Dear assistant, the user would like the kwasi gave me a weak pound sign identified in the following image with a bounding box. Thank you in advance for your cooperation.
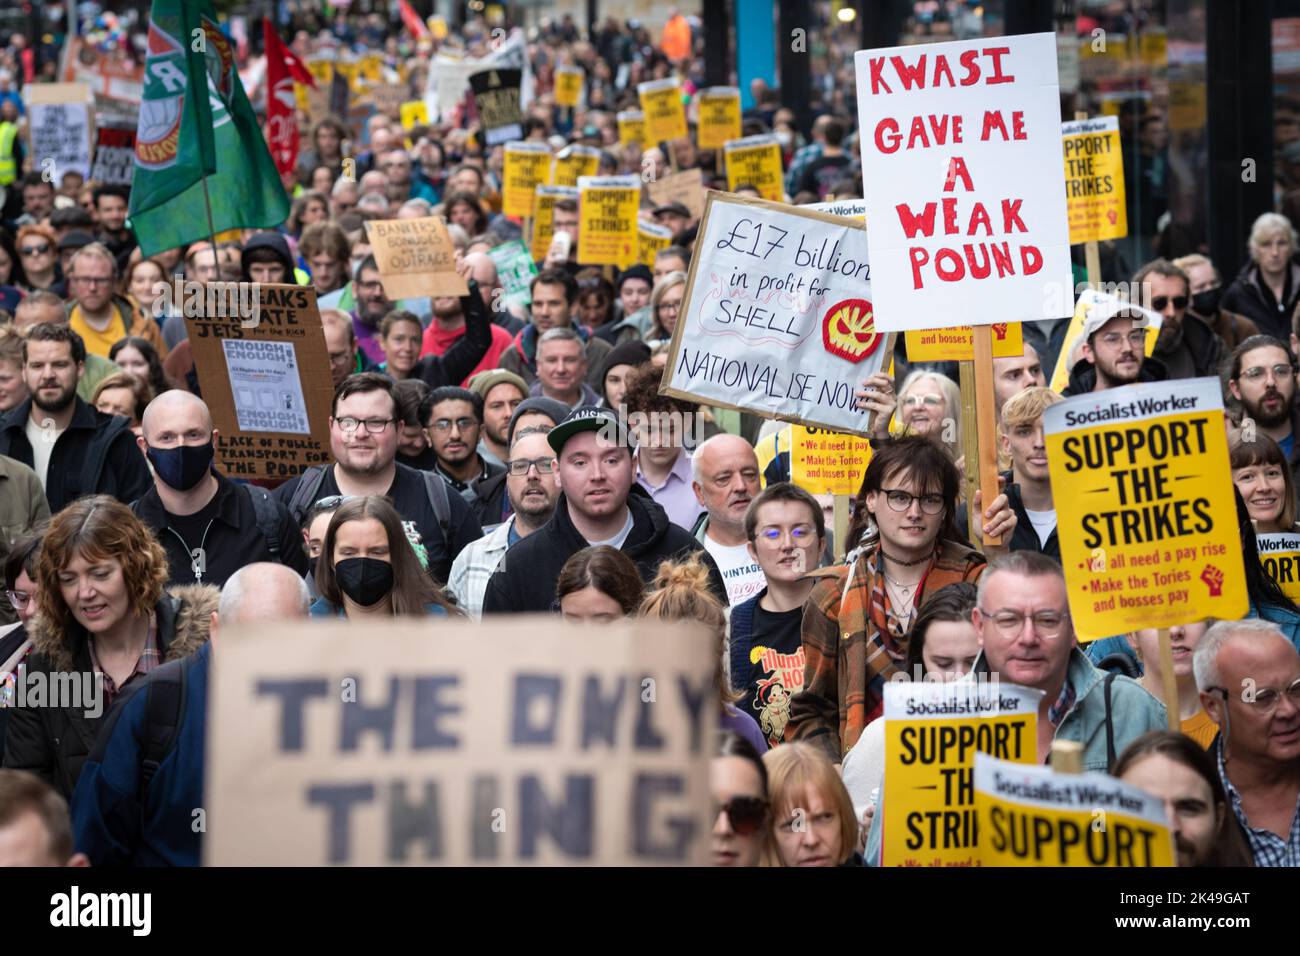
[662,196,889,437]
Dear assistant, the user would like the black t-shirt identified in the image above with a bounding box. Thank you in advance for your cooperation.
[735,596,805,748]
[163,494,223,579]
[796,154,852,200]
[397,447,439,471]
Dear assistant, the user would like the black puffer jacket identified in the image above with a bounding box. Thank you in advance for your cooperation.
[1,585,219,800]
[481,485,726,613]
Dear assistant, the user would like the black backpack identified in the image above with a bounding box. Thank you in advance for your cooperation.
[285,464,451,542]
[139,657,187,791]
[244,484,284,559]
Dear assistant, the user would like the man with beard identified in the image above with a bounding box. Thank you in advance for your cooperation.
[1227,335,1300,503]
[1135,258,1226,380]
[1064,308,1167,396]
[0,323,150,511]
[130,391,307,588]
[276,373,482,584]
[468,370,528,470]
[448,428,560,619]
[422,386,505,504]
[690,434,766,607]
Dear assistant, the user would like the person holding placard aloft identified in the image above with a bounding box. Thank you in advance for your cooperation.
[786,437,1016,762]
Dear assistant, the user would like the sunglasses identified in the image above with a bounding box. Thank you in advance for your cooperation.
[715,796,769,836]
[1151,296,1187,311]
[20,244,51,256]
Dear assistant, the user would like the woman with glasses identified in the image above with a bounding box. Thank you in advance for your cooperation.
[762,742,862,867]
[1231,435,1299,534]
[788,436,1014,763]
[711,732,769,867]
[894,369,962,462]
[1,496,218,799]
[15,223,58,293]
[311,495,458,620]
[645,271,685,345]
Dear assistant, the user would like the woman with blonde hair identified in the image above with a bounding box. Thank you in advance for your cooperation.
[1,496,218,798]
[894,369,962,461]
[762,742,862,867]
[645,271,686,344]
[1221,211,1300,339]
[638,554,768,753]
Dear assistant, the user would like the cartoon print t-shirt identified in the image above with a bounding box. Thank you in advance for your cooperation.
[736,602,805,748]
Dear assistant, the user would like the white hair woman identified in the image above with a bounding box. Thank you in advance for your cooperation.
[1221,211,1300,341]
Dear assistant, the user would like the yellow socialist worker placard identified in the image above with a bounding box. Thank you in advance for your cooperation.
[789,425,873,495]
[554,65,584,108]
[697,87,741,149]
[637,220,673,267]
[725,135,784,202]
[551,144,602,187]
[880,681,1040,867]
[1044,377,1247,640]
[618,110,646,147]
[400,100,429,130]
[529,185,577,261]
[638,77,687,143]
[974,754,1175,867]
[1257,532,1300,605]
[577,175,639,268]
[905,322,1025,362]
[503,141,552,218]
[1062,116,1127,245]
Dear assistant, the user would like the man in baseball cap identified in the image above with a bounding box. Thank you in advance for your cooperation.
[1063,297,1166,396]
[482,405,726,613]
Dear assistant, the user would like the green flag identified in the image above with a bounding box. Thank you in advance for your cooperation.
[129,0,289,257]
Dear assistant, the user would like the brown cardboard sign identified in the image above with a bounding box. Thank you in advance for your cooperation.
[364,217,469,300]
[205,616,717,866]
[184,282,334,480]
[646,168,706,222]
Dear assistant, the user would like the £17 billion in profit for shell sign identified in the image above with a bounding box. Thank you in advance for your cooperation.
[661,193,892,437]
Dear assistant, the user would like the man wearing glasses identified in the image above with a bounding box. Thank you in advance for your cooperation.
[973,551,1166,770]
[1227,335,1300,507]
[1063,303,1166,397]
[421,386,505,504]
[276,373,482,584]
[1135,257,1226,380]
[448,428,560,619]
[64,244,167,360]
[1194,620,1300,866]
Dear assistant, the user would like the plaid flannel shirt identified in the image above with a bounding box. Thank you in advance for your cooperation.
[1216,741,1300,867]
[447,518,515,620]
[787,539,986,762]
[88,612,160,708]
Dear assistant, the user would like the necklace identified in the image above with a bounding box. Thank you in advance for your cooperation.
[880,549,930,567]
[882,572,917,599]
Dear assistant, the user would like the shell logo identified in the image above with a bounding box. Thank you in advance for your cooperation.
[821,298,881,364]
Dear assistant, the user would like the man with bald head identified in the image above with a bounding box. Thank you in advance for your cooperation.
[1195,620,1300,866]
[690,432,765,605]
[130,391,307,587]
[421,252,515,383]
[72,563,310,866]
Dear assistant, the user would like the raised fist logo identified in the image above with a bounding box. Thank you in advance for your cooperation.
[992,323,1008,341]
[821,298,881,364]
[1106,209,1118,225]
[1201,564,1224,597]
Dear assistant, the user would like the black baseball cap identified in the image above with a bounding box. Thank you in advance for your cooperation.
[547,405,630,455]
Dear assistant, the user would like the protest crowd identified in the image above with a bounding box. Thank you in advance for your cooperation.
[0,1,1295,876]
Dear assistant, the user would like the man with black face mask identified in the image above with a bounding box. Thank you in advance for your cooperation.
[129,391,308,588]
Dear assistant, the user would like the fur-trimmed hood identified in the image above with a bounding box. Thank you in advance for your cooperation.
[29,584,219,672]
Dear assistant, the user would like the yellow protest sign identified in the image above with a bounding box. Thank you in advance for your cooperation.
[881,682,1040,867]
[400,99,429,130]
[1062,117,1127,244]
[697,86,741,149]
[725,135,784,202]
[305,58,334,89]
[503,141,552,218]
[359,53,384,85]
[1045,377,1248,640]
[618,110,646,147]
[637,220,674,267]
[638,77,687,143]
[363,217,468,300]
[974,754,1175,867]
[554,66,584,108]
[1257,532,1300,604]
[334,59,361,93]
[789,425,872,495]
[1048,289,1163,394]
[578,175,639,268]
[530,185,577,261]
[905,323,1025,363]
[429,15,448,39]
[551,144,602,187]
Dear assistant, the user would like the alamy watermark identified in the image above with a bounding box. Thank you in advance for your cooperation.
[151,274,262,328]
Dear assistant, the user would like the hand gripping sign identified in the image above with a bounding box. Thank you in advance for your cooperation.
[1044,377,1247,640]
[880,680,1041,867]
[974,753,1175,867]
[659,192,893,437]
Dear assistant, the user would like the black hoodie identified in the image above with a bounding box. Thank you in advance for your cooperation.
[240,232,297,284]
[481,484,727,613]
[1061,353,1168,397]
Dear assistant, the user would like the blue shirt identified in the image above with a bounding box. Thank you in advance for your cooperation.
[1280,431,1295,459]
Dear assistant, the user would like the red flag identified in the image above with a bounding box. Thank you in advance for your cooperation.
[263,19,315,178]
[398,0,431,40]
